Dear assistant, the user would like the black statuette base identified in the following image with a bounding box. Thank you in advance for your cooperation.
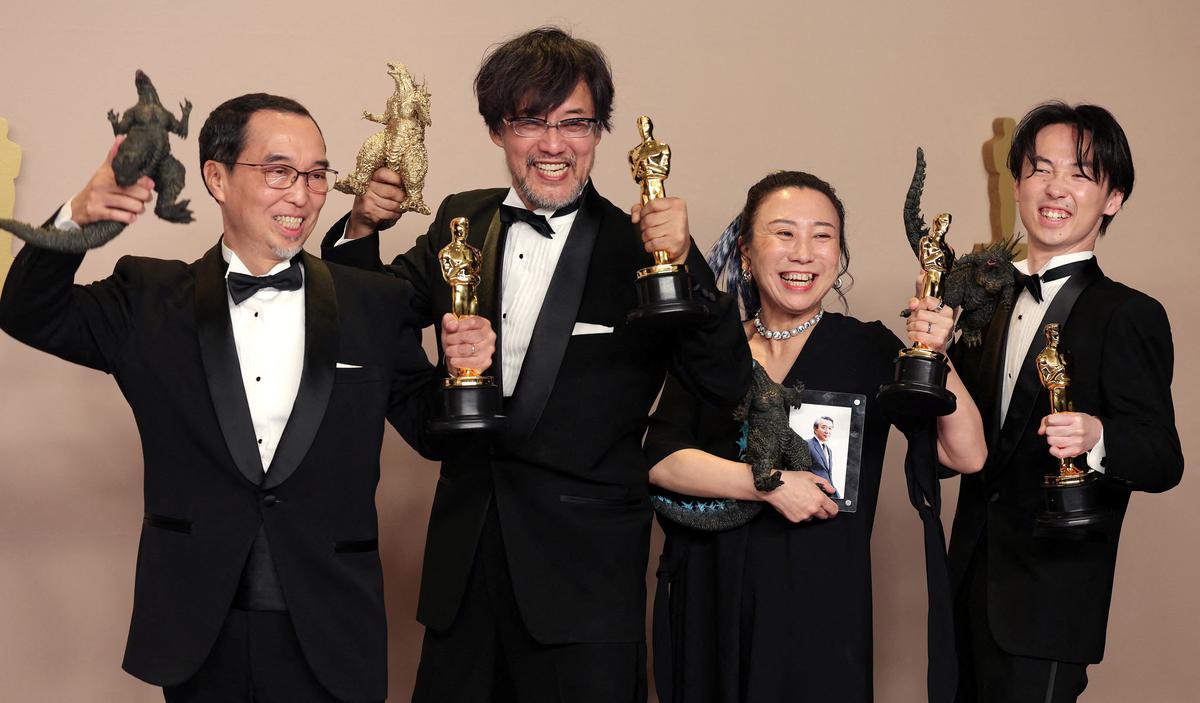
[427,383,505,433]
[1035,477,1109,530]
[627,269,706,325]
[877,351,956,418]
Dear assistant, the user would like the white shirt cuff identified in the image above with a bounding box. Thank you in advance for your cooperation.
[54,198,83,232]
[1086,429,1106,473]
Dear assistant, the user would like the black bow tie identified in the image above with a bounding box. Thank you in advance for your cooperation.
[1017,259,1091,303]
[227,262,303,305]
[499,197,581,239]
[500,204,555,238]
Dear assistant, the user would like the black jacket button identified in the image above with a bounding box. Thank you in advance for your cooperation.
[262,494,278,507]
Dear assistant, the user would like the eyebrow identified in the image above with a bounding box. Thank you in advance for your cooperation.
[1032,155,1091,172]
[766,218,836,229]
[260,153,331,169]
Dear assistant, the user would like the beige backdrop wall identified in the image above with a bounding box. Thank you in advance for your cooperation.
[2,1,1196,701]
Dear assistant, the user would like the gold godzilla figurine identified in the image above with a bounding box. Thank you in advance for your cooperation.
[335,62,432,215]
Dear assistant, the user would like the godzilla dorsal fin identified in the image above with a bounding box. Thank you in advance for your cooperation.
[903,147,929,256]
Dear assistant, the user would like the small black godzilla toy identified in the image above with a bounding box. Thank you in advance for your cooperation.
[735,363,812,491]
[901,147,1018,347]
[652,363,813,531]
[0,70,192,253]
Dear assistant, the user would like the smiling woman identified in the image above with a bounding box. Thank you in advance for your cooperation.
[644,170,986,703]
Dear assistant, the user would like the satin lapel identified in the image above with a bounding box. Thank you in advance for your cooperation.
[993,258,1101,473]
[982,299,1015,449]
[501,186,600,444]
[194,244,264,486]
[263,252,338,490]
[476,208,504,391]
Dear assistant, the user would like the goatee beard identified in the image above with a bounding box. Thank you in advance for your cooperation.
[270,243,304,261]
[517,156,586,211]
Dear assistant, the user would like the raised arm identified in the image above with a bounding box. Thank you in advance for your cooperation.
[0,140,154,372]
[905,293,987,473]
[629,195,753,409]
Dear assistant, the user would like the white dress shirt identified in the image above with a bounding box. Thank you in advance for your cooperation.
[333,187,581,397]
[1003,251,1106,471]
[221,243,306,471]
[55,204,307,471]
[496,189,578,396]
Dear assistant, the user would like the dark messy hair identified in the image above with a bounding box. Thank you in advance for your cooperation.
[1008,101,1134,235]
[707,171,853,315]
[198,93,318,197]
[474,26,615,134]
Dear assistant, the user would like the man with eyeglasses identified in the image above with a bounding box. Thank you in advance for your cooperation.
[0,92,494,702]
[322,26,749,702]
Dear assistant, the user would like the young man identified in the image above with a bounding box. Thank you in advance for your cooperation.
[0,93,492,702]
[324,27,749,702]
[947,102,1183,703]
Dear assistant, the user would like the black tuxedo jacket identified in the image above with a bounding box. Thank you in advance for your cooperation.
[946,259,1182,664]
[0,241,438,702]
[322,183,750,644]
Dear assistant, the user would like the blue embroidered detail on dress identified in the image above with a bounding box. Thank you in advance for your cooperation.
[652,494,738,513]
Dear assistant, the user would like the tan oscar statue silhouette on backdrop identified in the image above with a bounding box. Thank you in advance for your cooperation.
[0,118,22,287]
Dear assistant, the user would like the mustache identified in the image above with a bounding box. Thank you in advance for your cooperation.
[526,154,576,168]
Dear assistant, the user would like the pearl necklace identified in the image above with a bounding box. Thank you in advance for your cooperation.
[753,308,823,341]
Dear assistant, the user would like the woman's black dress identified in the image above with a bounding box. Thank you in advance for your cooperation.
[647,313,923,703]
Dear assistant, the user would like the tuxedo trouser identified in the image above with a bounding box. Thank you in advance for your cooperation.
[954,544,1088,703]
[412,503,647,703]
[163,607,375,703]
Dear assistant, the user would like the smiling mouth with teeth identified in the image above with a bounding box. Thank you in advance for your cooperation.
[534,162,568,176]
[1040,208,1071,221]
[780,273,814,283]
[274,215,304,230]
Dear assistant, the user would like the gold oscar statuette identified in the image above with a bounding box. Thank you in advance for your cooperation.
[877,212,957,418]
[1034,323,1106,529]
[625,115,705,324]
[1036,323,1087,484]
[427,217,504,432]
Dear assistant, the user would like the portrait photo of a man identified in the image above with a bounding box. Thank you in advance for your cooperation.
[807,416,841,499]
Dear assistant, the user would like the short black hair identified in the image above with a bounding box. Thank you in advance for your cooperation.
[198,93,316,174]
[1008,101,1134,235]
[474,26,615,135]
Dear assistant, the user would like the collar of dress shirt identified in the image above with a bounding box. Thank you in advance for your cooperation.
[221,239,301,279]
[1013,250,1094,277]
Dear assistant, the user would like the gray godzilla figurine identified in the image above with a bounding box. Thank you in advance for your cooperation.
[0,70,193,253]
[902,147,1018,347]
[652,363,813,531]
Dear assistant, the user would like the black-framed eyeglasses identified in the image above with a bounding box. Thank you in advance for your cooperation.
[230,162,339,193]
[503,117,599,139]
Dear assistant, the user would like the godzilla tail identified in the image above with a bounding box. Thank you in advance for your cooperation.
[0,218,126,254]
[903,147,929,256]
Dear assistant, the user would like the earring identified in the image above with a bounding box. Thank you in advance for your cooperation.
[741,258,752,282]
[832,276,843,291]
